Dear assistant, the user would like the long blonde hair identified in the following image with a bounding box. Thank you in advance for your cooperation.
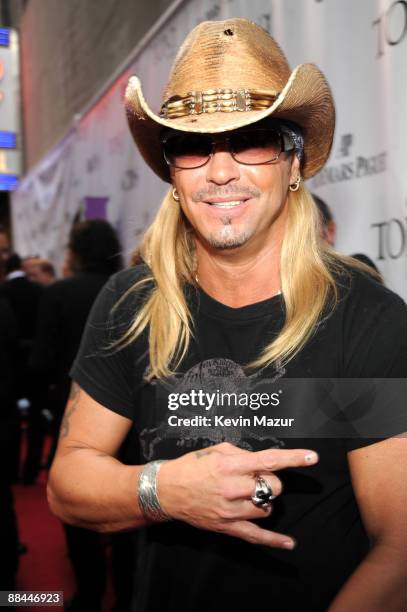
[114,184,372,379]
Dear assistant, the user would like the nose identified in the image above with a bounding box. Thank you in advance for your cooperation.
[205,144,241,185]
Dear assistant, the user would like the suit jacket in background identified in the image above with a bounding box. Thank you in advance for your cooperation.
[30,272,112,421]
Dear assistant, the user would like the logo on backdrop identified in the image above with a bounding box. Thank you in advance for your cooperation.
[371,216,407,260]
[86,154,100,174]
[310,134,387,189]
[337,134,353,158]
[83,196,109,220]
[121,169,138,191]
[373,1,407,58]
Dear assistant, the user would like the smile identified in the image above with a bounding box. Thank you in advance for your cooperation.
[209,200,246,209]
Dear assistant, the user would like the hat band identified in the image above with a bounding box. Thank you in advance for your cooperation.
[160,88,279,119]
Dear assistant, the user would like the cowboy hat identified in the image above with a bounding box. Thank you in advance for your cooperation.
[124,18,335,182]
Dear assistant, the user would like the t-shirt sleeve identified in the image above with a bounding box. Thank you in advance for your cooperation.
[342,280,407,451]
[70,269,148,420]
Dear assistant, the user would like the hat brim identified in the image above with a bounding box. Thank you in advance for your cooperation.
[124,63,335,182]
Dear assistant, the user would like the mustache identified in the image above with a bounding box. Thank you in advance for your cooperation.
[191,184,261,202]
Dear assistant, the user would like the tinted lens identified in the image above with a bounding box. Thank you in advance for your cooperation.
[230,129,283,164]
[163,133,212,168]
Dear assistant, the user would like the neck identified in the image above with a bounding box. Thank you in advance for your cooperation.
[195,232,283,308]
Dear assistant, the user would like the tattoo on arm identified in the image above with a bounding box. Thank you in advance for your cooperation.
[69,382,80,401]
[60,383,81,438]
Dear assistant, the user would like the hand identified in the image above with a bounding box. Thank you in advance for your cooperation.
[157,442,319,548]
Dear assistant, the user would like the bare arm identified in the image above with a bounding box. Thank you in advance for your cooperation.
[48,383,319,544]
[328,436,407,611]
[47,383,141,532]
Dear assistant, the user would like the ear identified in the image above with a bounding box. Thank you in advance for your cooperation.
[326,220,337,247]
[289,155,301,184]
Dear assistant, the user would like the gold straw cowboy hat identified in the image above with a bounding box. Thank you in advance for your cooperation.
[124,18,335,182]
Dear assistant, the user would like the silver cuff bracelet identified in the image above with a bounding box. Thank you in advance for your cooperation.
[138,460,171,522]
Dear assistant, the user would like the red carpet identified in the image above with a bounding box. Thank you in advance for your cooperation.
[13,456,114,610]
[14,470,75,610]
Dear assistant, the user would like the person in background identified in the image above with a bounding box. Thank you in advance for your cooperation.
[0,225,11,282]
[313,193,383,281]
[0,225,10,259]
[25,258,56,286]
[0,253,43,482]
[31,219,123,612]
[0,298,20,589]
[0,254,43,338]
[22,255,41,277]
[312,194,337,247]
[351,252,382,277]
[61,250,74,278]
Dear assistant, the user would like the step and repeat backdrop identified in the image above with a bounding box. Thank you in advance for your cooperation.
[11,0,407,299]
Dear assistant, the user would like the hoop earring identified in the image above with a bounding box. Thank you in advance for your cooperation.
[289,176,301,192]
[172,187,180,201]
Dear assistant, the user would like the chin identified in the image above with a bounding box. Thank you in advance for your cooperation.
[206,229,252,250]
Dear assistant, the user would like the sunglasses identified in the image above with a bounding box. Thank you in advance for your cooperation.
[161,127,296,170]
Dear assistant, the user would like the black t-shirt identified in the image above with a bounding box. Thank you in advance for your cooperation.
[71,265,407,612]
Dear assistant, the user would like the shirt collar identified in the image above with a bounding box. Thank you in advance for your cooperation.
[7,270,26,280]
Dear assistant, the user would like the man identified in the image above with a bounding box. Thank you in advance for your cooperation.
[30,220,122,611]
[0,225,10,259]
[48,19,407,611]
[0,225,11,282]
[313,194,337,247]
[0,254,43,342]
[0,298,20,588]
[31,220,122,430]
[0,253,43,481]
[313,193,383,280]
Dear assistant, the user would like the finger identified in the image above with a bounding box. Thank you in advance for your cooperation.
[214,442,251,455]
[228,448,319,475]
[222,499,274,521]
[225,520,296,549]
[221,474,282,500]
[249,473,283,499]
[194,442,247,461]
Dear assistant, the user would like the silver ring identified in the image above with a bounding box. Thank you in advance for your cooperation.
[251,476,276,508]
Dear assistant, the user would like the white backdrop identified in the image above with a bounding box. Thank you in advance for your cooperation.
[11,0,407,299]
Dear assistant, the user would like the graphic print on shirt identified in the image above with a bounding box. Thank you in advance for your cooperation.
[140,357,286,460]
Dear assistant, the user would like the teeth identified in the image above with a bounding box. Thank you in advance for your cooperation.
[211,200,243,208]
